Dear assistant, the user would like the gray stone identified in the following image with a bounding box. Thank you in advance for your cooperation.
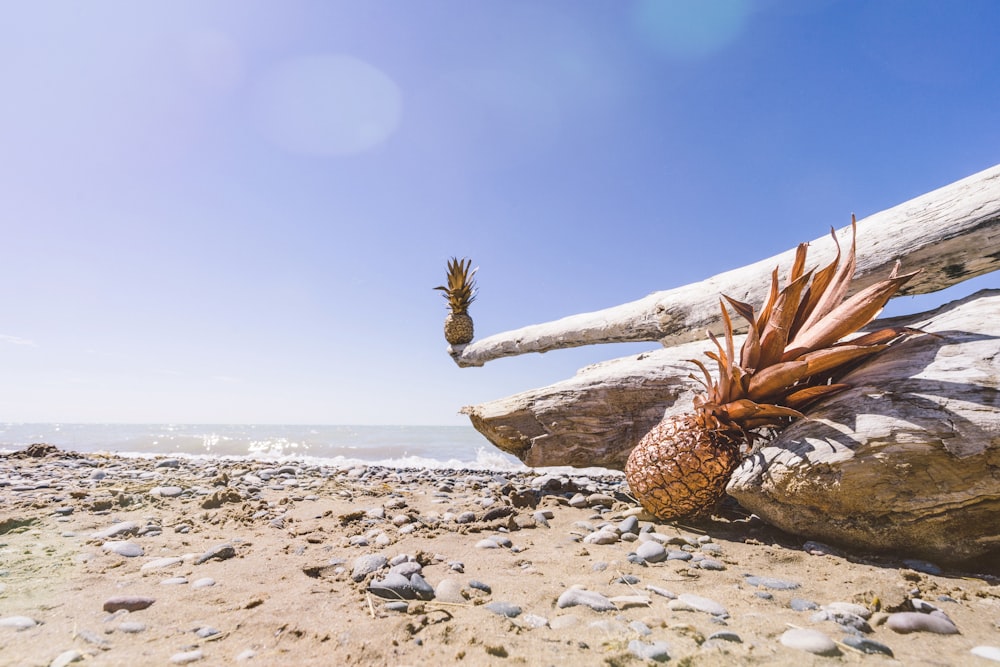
[677,593,728,617]
[635,541,666,563]
[485,601,522,618]
[743,575,799,590]
[92,521,139,540]
[102,541,144,557]
[886,611,959,634]
[842,636,894,656]
[790,598,818,612]
[118,622,147,633]
[103,596,155,612]
[628,639,670,662]
[557,587,616,612]
[195,543,235,565]
[351,554,387,582]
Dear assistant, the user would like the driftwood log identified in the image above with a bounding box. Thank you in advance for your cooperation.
[728,290,1000,564]
[451,163,1000,368]
[463,291,1000,471]
[463,342,703,469]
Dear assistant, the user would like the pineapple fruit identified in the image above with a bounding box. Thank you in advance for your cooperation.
[435,257,478,345]
[626,218,920,521]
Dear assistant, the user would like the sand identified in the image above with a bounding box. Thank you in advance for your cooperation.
[1,447,999,666]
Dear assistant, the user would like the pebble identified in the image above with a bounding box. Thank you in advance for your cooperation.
[351,554,387,581]
[676,593,728,617]
[583,528,619,545]
[780,628,839,656]
[744,575,800,590]
[810,609,871,632]
[823,601,872,619]
[635,541,667,563]
[194,543,235,565]
[485,602,522,618]
[118,621,147,633]
[0,615,38,630]
[170,649,204,664]
[102,541,144,557]
[972,646,1000,662]
[368,572,435,601]
[141,556,183,571]
[469,580,492,594]
[707,631,742,643]
[91,521,139,540]
[192,578,216,589]
[161,576,188,585]
[886,611,959,634]
[789,598,818,612]
[628,639,671,662]
[434,578,465,603]
[645,585,676,599]
[618,516,639,535]
[50,649,85,667]
[103,596,155,612]
[557,587,616,612]
[150,486,184,497]
[697,558,725,571]
[842,636,894,656]
[522,613,549,629]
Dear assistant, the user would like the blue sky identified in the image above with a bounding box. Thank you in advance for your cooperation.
[1,1,997,425]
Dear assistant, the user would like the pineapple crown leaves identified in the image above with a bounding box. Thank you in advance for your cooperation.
[434,257,478,314]
[692,216,921,431]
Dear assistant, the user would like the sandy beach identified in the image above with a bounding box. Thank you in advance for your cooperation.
[2,445,999,666]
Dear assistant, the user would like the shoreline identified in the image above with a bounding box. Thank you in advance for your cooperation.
[2,447,999,666]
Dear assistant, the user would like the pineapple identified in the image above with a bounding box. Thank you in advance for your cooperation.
[626,218,920,521]
[435,257,478,345]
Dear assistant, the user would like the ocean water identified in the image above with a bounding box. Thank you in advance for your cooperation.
[0,423,525,471]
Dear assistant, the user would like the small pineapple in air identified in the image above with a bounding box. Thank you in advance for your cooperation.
[435,257,478,345]
[626,218,920,521]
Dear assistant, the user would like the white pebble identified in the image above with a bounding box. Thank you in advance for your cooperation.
[677,593,728,617]
[780,628,839,656]
[0,615,38,630]
[140,557,183,571]
[50,649,84,667]
[170,649,204,664]
[971,646,1000,662]
[556,587,616,611]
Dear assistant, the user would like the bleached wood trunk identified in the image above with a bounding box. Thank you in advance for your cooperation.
[463,290,1000,471]
[451,164,1000,368]
[728,289,1000,564]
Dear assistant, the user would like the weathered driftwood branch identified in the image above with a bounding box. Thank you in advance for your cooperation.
[451,163,1000,367]
[463,289,1000,470]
